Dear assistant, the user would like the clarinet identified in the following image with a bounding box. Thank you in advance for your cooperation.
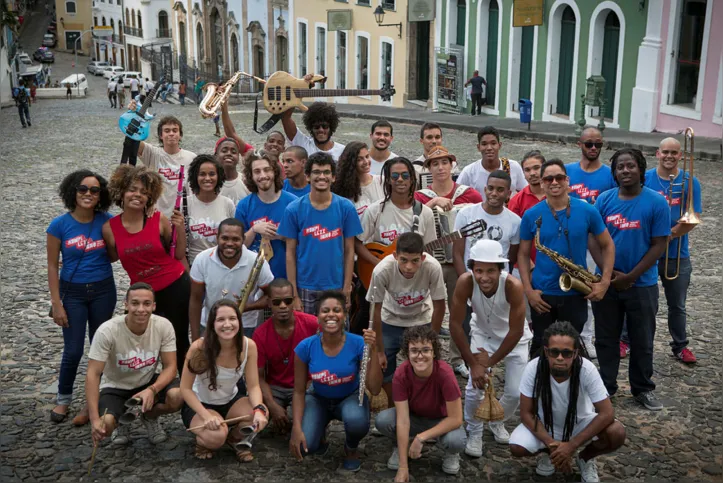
[182,185,190,261]
[170,165,185,257]
[358,289,376,406]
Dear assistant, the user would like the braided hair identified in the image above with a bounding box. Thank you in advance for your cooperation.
[380,156,417,210]
[531,321,589,442]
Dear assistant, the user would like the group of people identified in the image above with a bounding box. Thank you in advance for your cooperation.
[45,73,701,482]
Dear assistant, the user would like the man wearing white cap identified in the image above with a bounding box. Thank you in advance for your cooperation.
[449,239,532,458]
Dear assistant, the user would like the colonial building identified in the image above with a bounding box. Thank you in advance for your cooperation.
[121,0,174,76]
[55,0,95,55]
[91,0,126,68]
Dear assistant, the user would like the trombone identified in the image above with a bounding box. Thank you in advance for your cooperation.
[664,127,701,280]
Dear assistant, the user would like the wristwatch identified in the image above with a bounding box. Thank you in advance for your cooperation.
[253,404,268,417]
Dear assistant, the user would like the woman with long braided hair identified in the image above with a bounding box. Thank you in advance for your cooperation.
[509,321,625,482]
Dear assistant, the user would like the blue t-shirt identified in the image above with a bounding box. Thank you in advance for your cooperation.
[278,194,363,290]
[644,168,701,259]
[295,332,365,399]
[234,190,298,279]
[595,187,671,287]
[46,212,114,283]
[283,179,311,198]
[567,161,617,204]
[520,198,606,296]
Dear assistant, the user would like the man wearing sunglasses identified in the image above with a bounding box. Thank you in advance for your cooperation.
[253,278,319,433]
[518,160,615,358]
[189,218,274,341]
[281,87,345,162]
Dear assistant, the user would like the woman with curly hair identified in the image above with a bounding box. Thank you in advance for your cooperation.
[102,164,191,374]
[186,154,236,265]
[47,170,116,425]
[374,325,465,481]
[181,300,268,462]
[332,141,384,218]
[281,96,345,161]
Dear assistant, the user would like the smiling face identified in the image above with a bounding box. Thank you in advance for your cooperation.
[356,148,372,176]
[159,122,181,148]
[484,177,511,209]
[420,128,443,155]
[317,297,346,335]
[217,224,243,261]
[545,335,577,378]
[282,151,306,179]
[197,161,219,194]
[213,305,240,341]
[217,140,239,171]
[309,162,335,192]
[122,180,150,212]
[125,288,155,325]
[540,165,569,198]
[429,157,453,183]
[614,153,641,189]
[471,261,502,294]
[264,132,285,156]
[388,162,412,196]
[394,250,424,279]
[407,339,435,375]
[371,126,393,151]
[477,134,501,163]
[251,159,275,192]
[656,138,682,172]
[75,176,101,211]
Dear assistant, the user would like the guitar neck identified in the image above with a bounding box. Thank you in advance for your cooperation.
[293,88,384,98]
[138,78,164,116]
[425,232,462,251]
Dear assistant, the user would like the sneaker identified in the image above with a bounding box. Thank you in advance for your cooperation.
[536,453,555,476]
[675,348,697,364]
[442,452,460,475]
[111,425,130,446]
[141,415,167,444]
[386,447,399,470]
[454,363,470,378]
[577,455,600,482]
[370,425,383,437]
[487,422,510,444]
[464,434,483,458]
[619,341,630,358]
[635,391,663,411]
[583,338,597,359]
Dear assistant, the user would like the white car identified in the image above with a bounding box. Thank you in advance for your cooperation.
[103,66,125,79]
[87,61,110,75]
[116,71,142,88]
[60,74,89,96]
[17,53,33,65]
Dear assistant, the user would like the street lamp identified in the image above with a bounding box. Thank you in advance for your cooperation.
[373,6,402,39]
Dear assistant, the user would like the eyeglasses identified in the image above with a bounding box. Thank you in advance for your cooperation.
[311,169,332,176]
[541,174,567,184]
[271,297,294,306]
[583,142,604,149]
[544,348,577,359]
[77,185,102,195]
[312,123,330,130]
[408,347,434,357]
[390,172,411,181]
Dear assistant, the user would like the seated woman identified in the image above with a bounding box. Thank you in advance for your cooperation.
[375,325,466,481]
[289,291,382,472]
[181,300,269,461]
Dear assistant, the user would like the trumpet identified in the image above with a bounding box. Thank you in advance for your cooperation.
[198,71,245,119]
[664,127,701,280]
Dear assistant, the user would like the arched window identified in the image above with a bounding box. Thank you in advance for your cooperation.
[158,11,169,37]
[125,8,130,25]
[231,33,239,72]
[119,21,123,41]
[110,18,114,33]
[131,9,135,28]
[102,16,106,26]
[197,23,205,62]
[137,12,142,34]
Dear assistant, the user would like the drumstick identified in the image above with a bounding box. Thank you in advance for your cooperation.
[87,408,108,476]
[186,414,251,431]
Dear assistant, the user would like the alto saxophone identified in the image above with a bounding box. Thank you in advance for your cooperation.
[534,217,600,295]
[237,238,272,313]
[198,71,245,119]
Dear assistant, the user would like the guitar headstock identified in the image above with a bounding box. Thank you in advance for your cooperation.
[460,219,487,238]
[380,84,396,102]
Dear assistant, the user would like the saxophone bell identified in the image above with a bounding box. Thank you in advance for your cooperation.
[559,274,593,296]
[198,72,245,119]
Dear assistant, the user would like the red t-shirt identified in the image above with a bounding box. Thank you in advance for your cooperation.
[414,183,483,205]
[253,311,319,388]
[508,185,545,264]
[392,360,461,419]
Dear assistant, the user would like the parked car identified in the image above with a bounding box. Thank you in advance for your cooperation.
[103,66,125,79]
[17,53,32,66]
[117,71,142,88]
[33,48,55,63]
[87,61,110,75]
[60,74,89,96]
[47,24,56,33]
[42,33,57,47]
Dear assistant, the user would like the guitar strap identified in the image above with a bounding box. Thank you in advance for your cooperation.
[253,95,282,134]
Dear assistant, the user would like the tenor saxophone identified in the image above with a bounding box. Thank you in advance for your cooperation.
[534,217,600,295]
[198,71,245,119]
[237,239,270,313]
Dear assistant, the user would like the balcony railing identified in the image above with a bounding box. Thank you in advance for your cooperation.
[123,26,143,37]
[156,28,172,38]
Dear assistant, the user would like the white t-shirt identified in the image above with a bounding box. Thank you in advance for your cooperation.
[139,144,196,218]
[457,159,528,199]
[355,175,385,218]
[220,177,250,205]
[369,152,398,175]
[190,246,274,328]
[130,78,139,91]
[289,131,345,161]
[107,80,117,93]
[455,203,521,264]
[519,357,609,440]
[88,315,176,390]
[358,199,437,246]
[367,254,446,327]
[187,194,236,265]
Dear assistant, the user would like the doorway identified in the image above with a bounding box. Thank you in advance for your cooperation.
[555,6,576,116]
[415,21,430,100]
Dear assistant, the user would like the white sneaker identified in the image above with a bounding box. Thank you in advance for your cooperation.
[111,425,130,446]
[487,422,510,444]
[577,455,600,482]
[442,452,460,475]
[464,434,483,458]
[141,415,167,444]
[454,363,470,378]
[370,426,383,437]
[583,338,597,359]
[387,447,399,470]
[536,453,555,476]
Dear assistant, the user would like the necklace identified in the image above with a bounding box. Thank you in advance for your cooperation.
[479,285,498,322]
[545,198,572,255]
[273,324,294,365]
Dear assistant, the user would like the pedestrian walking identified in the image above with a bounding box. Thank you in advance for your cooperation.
[117,80,126,110]
[107,77,118,108]
[464,70,487,116]
[66,82,72,100]
[129,76,140,100]
[143,78,154,107]
[13,80,31,127]
[178,81,186,106]
[30,83,37,104]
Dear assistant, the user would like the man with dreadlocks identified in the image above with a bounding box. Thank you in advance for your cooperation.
[281,90,345,162]
[509,321,625,482]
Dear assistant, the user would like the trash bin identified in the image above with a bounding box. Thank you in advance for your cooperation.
[519,98,532,125]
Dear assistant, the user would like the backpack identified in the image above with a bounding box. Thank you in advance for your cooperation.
[16,87,28,104]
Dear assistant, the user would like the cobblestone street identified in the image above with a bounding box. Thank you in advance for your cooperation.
[1,85,722,482]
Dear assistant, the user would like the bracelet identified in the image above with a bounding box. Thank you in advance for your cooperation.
[253,404,267,417]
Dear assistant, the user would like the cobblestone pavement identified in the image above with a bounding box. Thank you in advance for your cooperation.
[1,82,722,482]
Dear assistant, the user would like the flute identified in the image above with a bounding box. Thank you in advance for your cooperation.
[358,288,376,406]
[170,165,185,257]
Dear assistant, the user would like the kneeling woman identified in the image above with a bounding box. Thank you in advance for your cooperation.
[375,325,466,482]
[290,291,382,471]
[181,300,269,461]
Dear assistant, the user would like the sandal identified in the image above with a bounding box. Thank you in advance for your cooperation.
[226,441,254,462]
[50,406,68,423]
[195,443,214,460]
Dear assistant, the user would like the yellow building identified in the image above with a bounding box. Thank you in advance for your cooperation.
[55,0,95,56]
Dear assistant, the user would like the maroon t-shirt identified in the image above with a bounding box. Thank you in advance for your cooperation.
[392,360,462,419]
[253,311,319,388]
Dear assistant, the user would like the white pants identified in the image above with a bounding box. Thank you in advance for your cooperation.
[464,340,529,436]
[509,415,598,453]
[580,250,596,341]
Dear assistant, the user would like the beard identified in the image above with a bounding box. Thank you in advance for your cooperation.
[550,367,570,378]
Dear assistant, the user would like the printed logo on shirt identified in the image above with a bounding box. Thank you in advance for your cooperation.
[570,184,599,200]
[357,205,369,216]
[65,235,106,252]
[606,214,640,230]
[303,224,342,241]
[158,167,182,182]
[190,223,218,239]
[117,350,158,371]
[392,290,428,307]
[486,225,505,242]
[379,223,410,243]
[310,369,355,386]
[656,190,681,206]
[251,216,279,228]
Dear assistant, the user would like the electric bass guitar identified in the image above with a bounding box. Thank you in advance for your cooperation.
[357,219,487,289]
[118,74,166,141]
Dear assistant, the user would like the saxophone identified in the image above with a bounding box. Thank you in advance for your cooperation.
[198,71,245,119]
[237,238,273,313]
[534,217,600,295]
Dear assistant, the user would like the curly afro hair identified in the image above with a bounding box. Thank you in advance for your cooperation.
[302,102,340,136]
[188,154,226,195]
[108,165,164,211]
[400,325,442,361]
[242,150,284,194]
[58,170,112,212]
[331,141,368,202]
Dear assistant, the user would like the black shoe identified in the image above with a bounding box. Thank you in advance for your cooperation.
[50,409,67,423]
[635,391,663,411]
[27,122,32,127]
[22,124,26,128]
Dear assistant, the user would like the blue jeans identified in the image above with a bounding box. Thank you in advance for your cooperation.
[300,390,370,453]
[179,94,185,105]
[18,103,30,126]
[57,277,117,405]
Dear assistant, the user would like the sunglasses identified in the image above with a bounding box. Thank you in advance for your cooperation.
[583,141,604,149]
[77,185,102,195]
[541,174,567,184]
[312,123,330,130]
[390,172,411,181]
[271,297,295,306]
[545,347,577,359]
